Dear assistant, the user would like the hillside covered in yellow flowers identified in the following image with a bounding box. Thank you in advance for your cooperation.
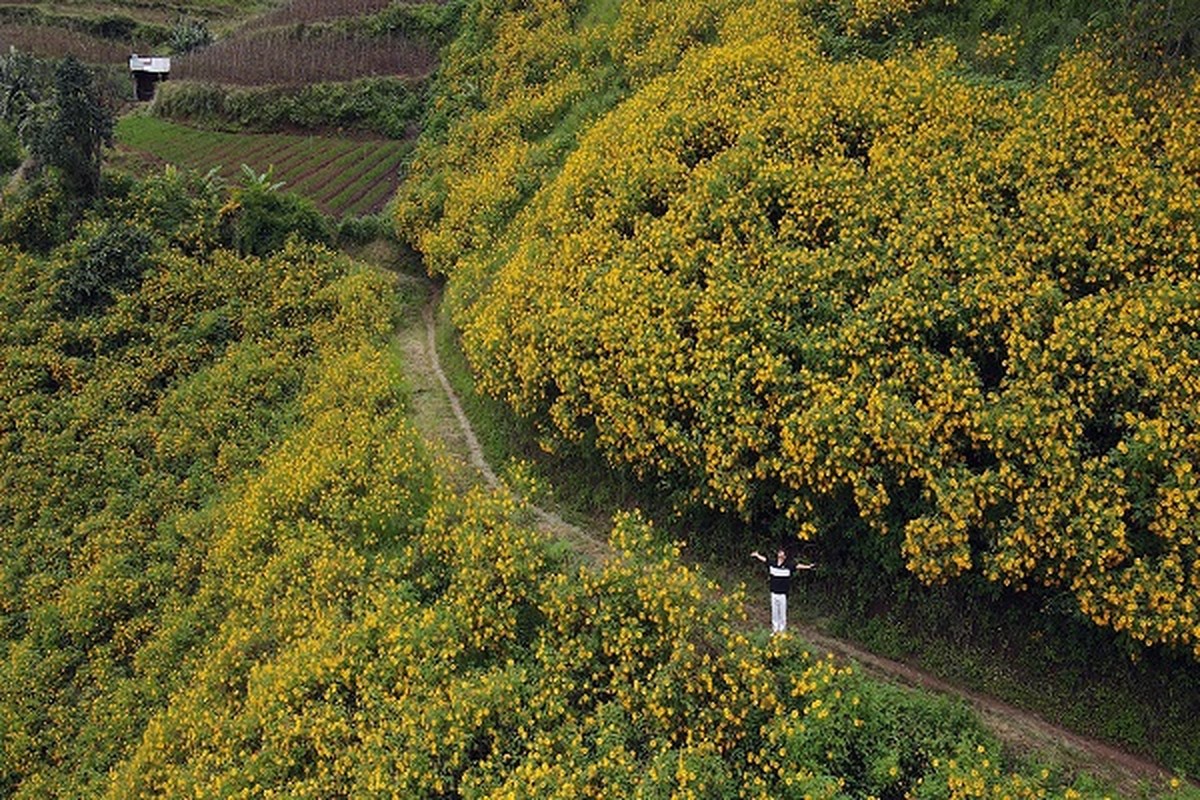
[3,158,1196,799]
[396,0,1200,661]
[4,0,1200,797]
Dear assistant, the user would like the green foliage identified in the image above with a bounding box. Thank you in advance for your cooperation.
[2,167,1197,800]
[369,0,466,46]
[114,115,411,218]
[107,165,227,254]
[1103,0,1200,65]
[0,172,405,795]
[52,219,154,314]
[4,2,1200,797]
[225,164,333,257]
[394,0,637,271]
[398,0,1200,666]
[151,76,426,137]
[335,212,396,246]
[168,14,212,54]
[810,0,1200,79]
[0,48,49,133]
[148,81,225,120]
[0,171,73,252]
[28,55,113,202]
[0,120,22,173]
[89,14,140,41]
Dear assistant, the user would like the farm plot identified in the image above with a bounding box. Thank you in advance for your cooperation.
[0,23,144,63]
[170,27,436,85]
[115,115,410,217]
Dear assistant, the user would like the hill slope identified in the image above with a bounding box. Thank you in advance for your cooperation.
[395,0,1200,660]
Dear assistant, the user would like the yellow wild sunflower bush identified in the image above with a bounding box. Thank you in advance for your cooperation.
[3,174,1192,797]
[0,173,412,796]
[101,487,1152,800]
[399,0,1200,658]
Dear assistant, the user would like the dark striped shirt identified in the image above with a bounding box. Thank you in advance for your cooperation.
[768,562,793,594]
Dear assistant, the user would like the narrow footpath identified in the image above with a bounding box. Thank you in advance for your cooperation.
[392,277,1182,797]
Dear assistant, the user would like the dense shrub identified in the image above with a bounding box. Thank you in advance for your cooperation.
[0,174,403,795]
[396,0,1200,659]
[152,76,426,137]
[336,212,396,246]
[167,14,211,54]
[369,0,465,45]
[0,120,21,172]
[53,219,154,314]
[224,166,333,257]
[0,171,74,252]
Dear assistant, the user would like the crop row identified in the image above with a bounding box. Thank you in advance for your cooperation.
[240,0,396,31]
[115,115,408,217]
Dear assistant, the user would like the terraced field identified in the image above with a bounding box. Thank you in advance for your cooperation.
[115,115,409,217]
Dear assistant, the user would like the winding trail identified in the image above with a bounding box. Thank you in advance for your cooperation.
[393,278,1183,796]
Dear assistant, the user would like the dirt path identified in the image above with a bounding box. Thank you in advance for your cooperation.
[394,280,1182,797]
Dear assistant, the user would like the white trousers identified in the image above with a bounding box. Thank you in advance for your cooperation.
[770,592,788,633]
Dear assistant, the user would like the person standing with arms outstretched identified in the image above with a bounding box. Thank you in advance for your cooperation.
[751,548,815,634]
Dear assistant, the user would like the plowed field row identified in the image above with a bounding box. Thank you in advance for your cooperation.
[114,116,410,218]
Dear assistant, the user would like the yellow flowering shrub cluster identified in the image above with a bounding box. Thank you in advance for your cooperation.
[91,485,1162,800]
[844,0,936,38]
[0,178,408,796]
[6,172,1182,800]
[398,0,1200,657]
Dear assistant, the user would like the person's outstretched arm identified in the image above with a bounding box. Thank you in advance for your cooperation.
[750,551,767,563]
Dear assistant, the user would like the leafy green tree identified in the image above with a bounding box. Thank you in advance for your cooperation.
[29,56,113,203]
[0,47,46,133]
[53,220,154,315]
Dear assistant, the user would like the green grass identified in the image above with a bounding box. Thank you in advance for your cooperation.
[113,114,410,218]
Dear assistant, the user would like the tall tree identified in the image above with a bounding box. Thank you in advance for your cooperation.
[30,56,112,203]
[0,48,46,133]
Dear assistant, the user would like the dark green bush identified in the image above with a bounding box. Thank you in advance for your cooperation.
[53,220,154,314]
[369,0,466,47]
[336,213,395,246]
[153,77,427,138]
[0,121,21,173]
[226,167,332,257]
